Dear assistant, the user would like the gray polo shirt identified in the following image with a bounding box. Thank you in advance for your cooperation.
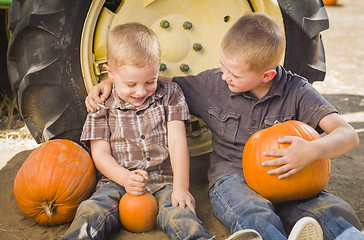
[173,65,337,188]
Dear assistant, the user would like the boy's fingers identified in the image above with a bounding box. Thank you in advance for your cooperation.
[85,97,92,112]
[263,148,286,157]
[171,197,178,208]
[100,92,109,102]
[128,188,145,196]
[278,136,296,144]
[185,200,196,215]
[131,173,144,183]
[262,157,284,167]
[134,169,149,180]
[130,180,146,188]
[85,96,98,112]
[178,201,186,209]
[92,93,104,105]
[278,169,297,179]
[267,164,299,179]
[267,164,289,175]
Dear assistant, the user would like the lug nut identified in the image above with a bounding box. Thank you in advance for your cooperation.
[193,43,202,51]
[180,64,190,72]
[160,20,170,29]
[159,63,167,71]
[183,21,192,30]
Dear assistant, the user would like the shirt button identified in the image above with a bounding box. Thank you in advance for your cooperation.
[146,157,151,161]
[251,120,256,126]
[141,135,145,140]
[220,114,227,120]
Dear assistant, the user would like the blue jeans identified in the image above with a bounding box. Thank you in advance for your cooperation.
[62,183,213,240]
[209,173,364,240]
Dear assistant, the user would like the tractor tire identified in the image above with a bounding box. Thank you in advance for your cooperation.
[7,0,328,144]
[278,0,329,82]
[0,9,11,96]
[7,0,91,143]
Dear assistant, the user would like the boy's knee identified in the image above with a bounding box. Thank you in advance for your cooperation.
[75,199,105,218]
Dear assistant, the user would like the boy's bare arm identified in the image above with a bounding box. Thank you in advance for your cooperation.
[262,113,359,179]
[167,120,196,214]
[313,112,359,159]
[91,139,148,195]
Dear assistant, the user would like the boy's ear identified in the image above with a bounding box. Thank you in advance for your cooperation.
[103,64,113,78]
[262,69,277,83]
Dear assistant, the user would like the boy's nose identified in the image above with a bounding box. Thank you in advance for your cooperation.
[221,71,230,82]
[135,87,147,96]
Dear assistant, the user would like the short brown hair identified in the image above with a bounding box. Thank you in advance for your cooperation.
[221,12,285,71]
[107,22,161,68]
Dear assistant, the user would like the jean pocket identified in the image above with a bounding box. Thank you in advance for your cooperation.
[208,107,240,143]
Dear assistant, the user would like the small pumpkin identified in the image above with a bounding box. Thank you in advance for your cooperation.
[119,192,158,233]
[243,120,330,203]
[14,139,96,225]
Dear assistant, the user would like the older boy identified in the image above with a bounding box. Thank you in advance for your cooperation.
[86,14,364,239]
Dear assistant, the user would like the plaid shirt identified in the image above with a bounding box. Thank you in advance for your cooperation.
[81,81,190,193]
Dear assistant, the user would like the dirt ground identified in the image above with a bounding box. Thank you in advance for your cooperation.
[1,0,363,239]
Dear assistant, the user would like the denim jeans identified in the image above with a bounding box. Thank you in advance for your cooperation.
[209,173,364,240]
[62,183,213,240]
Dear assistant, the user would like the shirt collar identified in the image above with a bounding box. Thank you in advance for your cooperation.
[105,80,167,111]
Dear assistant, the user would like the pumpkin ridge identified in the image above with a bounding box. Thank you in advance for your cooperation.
[52,142,90,203]
[16,149,47,207]
[63,146,95,201]
[53,153,82,202]
[39,142,65,215]
[59,156,95,203]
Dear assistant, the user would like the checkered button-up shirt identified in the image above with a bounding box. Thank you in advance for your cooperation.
[81,81,190,193]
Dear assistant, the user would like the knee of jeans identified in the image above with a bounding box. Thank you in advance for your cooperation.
[76,199,105,217]
[157,204,199,228]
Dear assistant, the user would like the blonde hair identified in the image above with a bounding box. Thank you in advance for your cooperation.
[221,12,286,71]
[107,22,161,68]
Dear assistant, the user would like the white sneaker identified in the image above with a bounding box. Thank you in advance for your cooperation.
[226,229,263,240]
[288,217,323,240]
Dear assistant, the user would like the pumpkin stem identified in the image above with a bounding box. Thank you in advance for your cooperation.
[273,120,281,126]
[41,201,55,217]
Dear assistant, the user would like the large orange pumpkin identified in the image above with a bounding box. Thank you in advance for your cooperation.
[243,120,330,203]
[119,192,158,233]
[14,139,96,225]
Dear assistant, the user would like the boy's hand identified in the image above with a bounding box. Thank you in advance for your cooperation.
[261,136,316,179]
[125,169,149,196]
[171,188,196,215]
[85,79,113,112]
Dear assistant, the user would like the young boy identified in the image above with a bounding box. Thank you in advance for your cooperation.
[63,23,261,240]
[85,14,364,239]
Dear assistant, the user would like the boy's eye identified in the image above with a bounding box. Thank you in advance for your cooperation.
[126,83,136,87]
[146,81,155,85]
